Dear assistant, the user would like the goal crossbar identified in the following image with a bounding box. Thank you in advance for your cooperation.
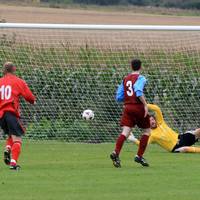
[0,23,200,31]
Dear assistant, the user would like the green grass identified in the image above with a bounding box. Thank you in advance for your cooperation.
[0,142,200,200]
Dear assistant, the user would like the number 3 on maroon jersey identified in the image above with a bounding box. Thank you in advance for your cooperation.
[126,81,134,96]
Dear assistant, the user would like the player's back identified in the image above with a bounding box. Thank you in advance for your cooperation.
[0,73,25,118]
[123,73,142,105]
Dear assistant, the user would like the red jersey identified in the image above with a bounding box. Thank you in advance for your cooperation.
[123,73,142,105]
[0,73,36,118]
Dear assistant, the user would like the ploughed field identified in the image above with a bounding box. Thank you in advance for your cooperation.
[0,4,200,25]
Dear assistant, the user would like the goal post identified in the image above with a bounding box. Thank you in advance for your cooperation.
[0,23,199,142]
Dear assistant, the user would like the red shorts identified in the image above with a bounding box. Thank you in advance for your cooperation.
[120,104,150,129]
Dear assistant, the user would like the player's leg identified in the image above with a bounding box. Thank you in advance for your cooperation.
[110,106,134,168]
[174,146,200,153]
[134,128,151,166]
[10,135,22,169]
[110,126,132,168]
[4,135,13,165]
[5,135,13,151]
[134,114,151,167]
[137,128,151,157]
[172,130,199,153]
[5,112,24,170]
[0,115,13,165]
[194,128,200,139]
[114,126,132,155]
[176,129,200,153]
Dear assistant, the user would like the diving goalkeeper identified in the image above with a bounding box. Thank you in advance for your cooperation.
[128,104,200,153]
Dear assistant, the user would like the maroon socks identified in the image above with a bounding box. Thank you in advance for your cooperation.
[137,135,149,157]
[115,134,126,155]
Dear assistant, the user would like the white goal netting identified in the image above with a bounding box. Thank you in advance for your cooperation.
[0,24,199,142]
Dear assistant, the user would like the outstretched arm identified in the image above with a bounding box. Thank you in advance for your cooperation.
[128,133,140,145]
[128,132,153,145]
[147,104,164,125]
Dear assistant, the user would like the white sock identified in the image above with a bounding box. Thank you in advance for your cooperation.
[5,145,11,150]
[128,133,138,142]
[11,159,16,164]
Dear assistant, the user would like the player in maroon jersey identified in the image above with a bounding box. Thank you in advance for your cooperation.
[0,62,36,170]
[110,59,151,167]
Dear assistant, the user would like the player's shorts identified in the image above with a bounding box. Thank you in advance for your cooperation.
[120,104,150,129]
[0,112,25,137]
[172,130,198,152]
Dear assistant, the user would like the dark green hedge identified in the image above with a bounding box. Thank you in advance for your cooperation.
[0,34,199,142]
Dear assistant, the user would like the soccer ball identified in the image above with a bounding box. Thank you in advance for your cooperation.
[82,109,94,120]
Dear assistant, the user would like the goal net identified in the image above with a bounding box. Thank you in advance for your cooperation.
[0,24,199,142]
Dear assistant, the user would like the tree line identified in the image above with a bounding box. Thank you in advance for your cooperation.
[41,0,200,10]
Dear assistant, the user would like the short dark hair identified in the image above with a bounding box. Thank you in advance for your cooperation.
[131,59,142,71]
[3,62,16,75]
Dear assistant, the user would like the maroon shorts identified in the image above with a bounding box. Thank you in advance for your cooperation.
[120,104,150,129]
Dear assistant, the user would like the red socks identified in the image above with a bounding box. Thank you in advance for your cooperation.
[5,137,22,166]
[11,141,22,163]
[6,136,13,150]
[137,135,149,157]
[115,134,126,155]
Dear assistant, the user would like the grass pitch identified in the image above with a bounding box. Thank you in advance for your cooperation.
[0,142,199,200]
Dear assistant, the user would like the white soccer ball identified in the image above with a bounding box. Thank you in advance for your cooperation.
[82,109,94,120]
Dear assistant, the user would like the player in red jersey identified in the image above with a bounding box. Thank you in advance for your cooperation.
[110,59,151,167]
[0,62,36,170]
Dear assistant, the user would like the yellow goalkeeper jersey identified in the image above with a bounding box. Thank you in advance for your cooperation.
[148,104,179,152]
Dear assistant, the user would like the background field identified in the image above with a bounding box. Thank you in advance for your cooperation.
[0,142,200,200]
[0,4,200,25]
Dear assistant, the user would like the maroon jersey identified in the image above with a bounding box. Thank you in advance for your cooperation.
[120,73,150,128]
[123,73,142,105]
[0,73,36,118]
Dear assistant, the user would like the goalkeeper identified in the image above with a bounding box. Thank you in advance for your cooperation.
[128,104,200,153]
